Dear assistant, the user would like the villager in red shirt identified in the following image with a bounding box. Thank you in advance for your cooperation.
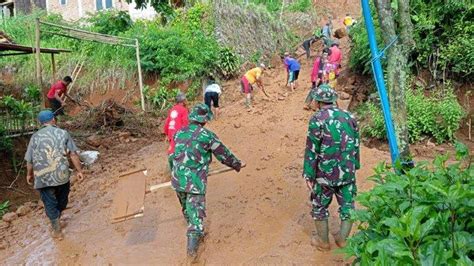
[329,41,342,76]
[46,76,73,116]
[163,91,189,169]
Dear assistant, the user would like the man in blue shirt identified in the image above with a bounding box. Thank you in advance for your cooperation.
[282,53,301,92]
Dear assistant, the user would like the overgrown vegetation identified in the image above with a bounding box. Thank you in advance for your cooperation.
[349,1,473,81]
[241,0,312,13]
[358,85,465,143]
[344,142,474,264]
[0,200,10,218]
[0,5,242,111]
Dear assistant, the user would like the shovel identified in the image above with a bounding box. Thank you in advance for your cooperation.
[110,163,246,223]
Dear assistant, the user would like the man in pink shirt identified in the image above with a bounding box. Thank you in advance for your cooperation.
[163,91,189,170]
[329,41,342,76]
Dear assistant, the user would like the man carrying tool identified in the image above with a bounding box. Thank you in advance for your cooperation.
[241,63,267,109]
[25,110,84,239]
[282,53,301,92]
[302,36,318,59]
[163,91,189,170]
[46,76,74,116]
[321,21,332,47]
[302,86,360,251]
[171,103,243,259]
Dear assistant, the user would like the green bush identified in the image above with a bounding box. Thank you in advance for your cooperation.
[349,0,473,81]
[86,10,133,35]
[217,47,241,79]
[344,142,474,265]
[359,86,465,143]
[0,126,13,153]
[1,95,35,119]
[348,18,383,75]
[287,0,311,12]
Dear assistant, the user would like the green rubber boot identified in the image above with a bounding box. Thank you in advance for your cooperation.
[311,220,330,251]
[334,220,353,248]
[187,235,201,259]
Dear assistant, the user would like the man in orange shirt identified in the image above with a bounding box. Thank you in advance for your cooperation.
[241,63,266,108]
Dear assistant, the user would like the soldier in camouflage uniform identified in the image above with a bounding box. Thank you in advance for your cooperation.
[302,86,360,251]
[171,103,242,258]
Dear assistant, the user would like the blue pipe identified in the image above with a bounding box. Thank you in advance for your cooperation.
[361,0,400,165]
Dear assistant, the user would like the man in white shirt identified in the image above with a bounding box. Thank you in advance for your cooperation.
[204,79,222,120]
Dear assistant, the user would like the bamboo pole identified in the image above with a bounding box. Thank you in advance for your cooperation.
[35,18,44,108]
[51,53,56,82]
[135,39,145,111]
[39,20,135,42]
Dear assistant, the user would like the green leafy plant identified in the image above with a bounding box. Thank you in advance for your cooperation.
[86,10,133,35]
[287,0,311,12]
[1,95,35,119]
[145,86,179,111]
[0,200,9,217]
[0,125,13,153]
[359,85,465,143]
[344,141,474,264]
[217,47,241,79]
[23,85,41,103]
[350,0,473,81]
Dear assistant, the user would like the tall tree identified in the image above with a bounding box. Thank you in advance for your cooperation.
[373,0,414,160]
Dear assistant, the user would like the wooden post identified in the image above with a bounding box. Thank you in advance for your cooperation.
[135,39,145,111]
[35,18,44,108]
[51,53,56,82]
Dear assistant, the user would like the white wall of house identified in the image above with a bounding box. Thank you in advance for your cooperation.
[128,2,156,21]
[47,0,130,21]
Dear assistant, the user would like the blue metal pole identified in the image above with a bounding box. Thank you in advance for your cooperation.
[361,0,400,165]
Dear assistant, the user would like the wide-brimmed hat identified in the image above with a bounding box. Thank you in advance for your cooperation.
[189,103,213,123]
[312,84,338,103]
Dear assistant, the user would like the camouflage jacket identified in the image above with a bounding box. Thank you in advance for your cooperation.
[303,105,360,186]
[171,123,241,194]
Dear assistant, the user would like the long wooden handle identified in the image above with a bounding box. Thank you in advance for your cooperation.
[147,163,246,193]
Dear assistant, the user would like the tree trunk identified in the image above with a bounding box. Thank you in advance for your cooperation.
[374,0,411,160]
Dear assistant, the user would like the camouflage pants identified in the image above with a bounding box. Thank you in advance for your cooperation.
[176,192,206,237]
[311,182,357,221]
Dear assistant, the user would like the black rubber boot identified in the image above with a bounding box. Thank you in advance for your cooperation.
[187,235,201,259]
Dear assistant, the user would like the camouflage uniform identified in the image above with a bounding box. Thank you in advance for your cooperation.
[171,104,241,238]
[303,86,360,221]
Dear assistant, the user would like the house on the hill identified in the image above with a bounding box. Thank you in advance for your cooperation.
[0,0,156,21]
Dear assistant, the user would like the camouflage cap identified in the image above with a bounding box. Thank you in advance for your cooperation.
[189,103,214,123]
[312,84,338,103]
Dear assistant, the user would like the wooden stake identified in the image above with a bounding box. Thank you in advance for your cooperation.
[51,53,56,82]
[35,18,44,108]
[135,39,145,111]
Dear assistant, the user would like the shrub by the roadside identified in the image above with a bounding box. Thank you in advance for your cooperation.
[359,86,465,143]
[343,141,474,264]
